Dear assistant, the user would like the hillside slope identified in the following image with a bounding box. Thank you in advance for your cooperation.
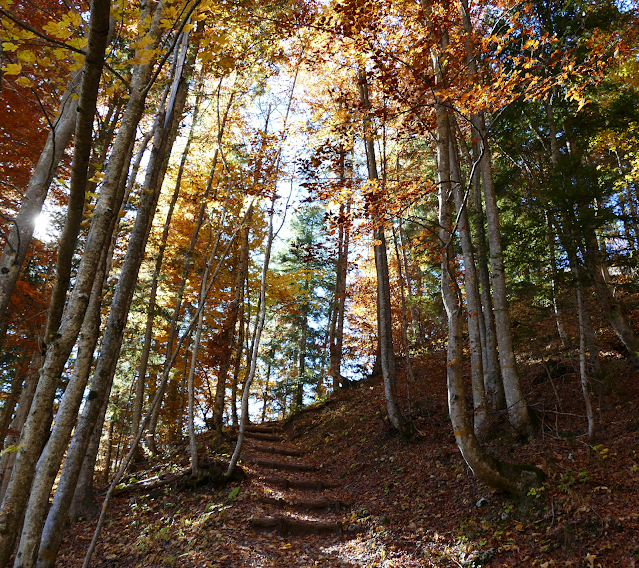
[58,354,639,567]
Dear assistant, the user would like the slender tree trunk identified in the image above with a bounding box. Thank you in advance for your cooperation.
[448,130,487,434]
[68,391,111,522]
[131,86,202,460]
[473,111,531,433]
[391,222,414,415]
[0,355,30,444]
[357,68,411,437]
[43,3,113,347]
[146,89,235,452]
[457,0,503,413]
[433,46,542,493]
[32,24,198,568]
[212,206,252,435]
[230,308,245,427]
[295,301,308,409]
[545,212,569,346]
[0,356,38,503]
[0,70,81,322]
[186,186,241,477]
[226,195,277,478]
[329,161,350,389]
[572,265,595,441]
[261,354,273,423]
[187,279,206,479]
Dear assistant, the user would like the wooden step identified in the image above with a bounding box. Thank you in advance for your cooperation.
[250,444,304,457]
[250,516,343,536]
[229,424,281,434]
[263,477,340,491]
[252,459,316,472]
[244,432,283,442]
[260,496,352,512]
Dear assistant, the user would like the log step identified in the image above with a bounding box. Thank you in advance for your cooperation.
[251,444,304,457]
[230,424,281,434]
[244,432,283,442]
[252,459,316,472]
[260,496,352,512]
[250,516,343,536]
[263,477,340,491]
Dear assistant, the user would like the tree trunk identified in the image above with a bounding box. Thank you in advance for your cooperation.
[14,242,108,568]
[32,24,198,568]
[433,54,543,494]
[0,69,81,322]
[226,196,277,478]
[212,206,252,435]
[391,222,415,415]
[131,86,202,461]
[356,67,411,437]
[295,301,308,410]
[448,129,487,434]
[458,0,503,413]
[146,87,235,453]
[230,308,246,427]
[0,356,39,503]
[43,4,114,347]
[68,392,111,523]
[572,264,595,442]
[329,153,350,390]
[0,355,30,445]
[473,110,532,434]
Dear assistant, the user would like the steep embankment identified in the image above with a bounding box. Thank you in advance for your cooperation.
[58,354,639,567]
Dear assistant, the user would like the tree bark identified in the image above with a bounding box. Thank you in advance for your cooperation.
[68,391,111,523]
[458,0,503,413]
[433,54,543,494]
[448,129,487,434]
[0,355,30,445]
[212,206,252,435]
[0,355,38,503]
[43,4,114,347]
[32,22,197,568]
[329,151,350,390]
[473,110,532,434]
[14,242,108,568]
[146,88,235,453]
[0,69,81,323]
[356,67,411,437]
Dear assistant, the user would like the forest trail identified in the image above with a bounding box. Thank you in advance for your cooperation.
[56,362,639,568]
[239,423,354,536]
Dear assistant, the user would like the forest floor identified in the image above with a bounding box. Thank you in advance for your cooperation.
[56,346,639,568]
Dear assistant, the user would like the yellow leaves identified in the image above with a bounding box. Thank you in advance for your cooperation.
[218,56,235,71]
[16,49,35,64]
[2,41,18,52]
[522,38,540,51]
[131,35,155,51]
[42,18,73,40]
[130,48,159,66]
[15,76,33,87]
[2,62,21,75]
